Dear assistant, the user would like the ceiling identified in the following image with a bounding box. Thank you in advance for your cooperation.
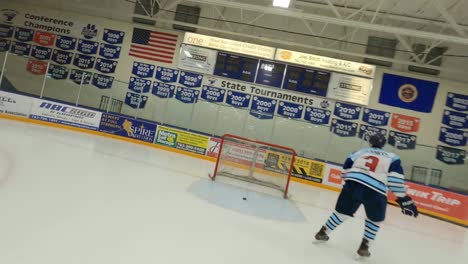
[5,0,468,83]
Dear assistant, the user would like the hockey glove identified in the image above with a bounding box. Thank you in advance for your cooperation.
[396,196,418,218]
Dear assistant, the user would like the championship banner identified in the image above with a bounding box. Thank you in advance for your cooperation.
[178,44,217,74]
[69,69,91,85]
[201,86,225,103]
[29,99,102,130]
[331,119,358,137]
[439,127,467,147]
[92,73,114,89]
[73,54,96,69]
[0,91,33,118]
[99,113,157,143]
[388,130,417,149]
[102,29,125,44]
[31,45,52,60]
[128,77,152,93]
[379,73,439,113]
[152,82,175,99]
[48,64,68,80]
[10,41,31,56]
[277,101,303,119]
[290,157,325,183]
[14,27,34,42]
[226,91,251,108]
[26,59,47,75]
[124,92,148,109]
[55,35,77,50]
[442,109,467,129]
[77,39,99,54]
[304,107,331,125]
[0,24,14,38]
[327,73,373,105]
[436,145,465,165]
[359,125,387,141]
[333,102,361,120]
[155,66,178,83]
[446,92,468,112]
[95,58,117,74]
[362,108,390,126]
[179,71,203,88]
[51,49,73,65]
[175,87,199,104]
[391,113,420,133]
[250,96,276,120]
[0,39,10,52]
[99,43,121,59]
[155,126,210,155]
[132,62,155,78]
[33,31,55,46]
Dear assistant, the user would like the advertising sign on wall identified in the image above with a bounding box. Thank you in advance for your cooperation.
[155,126,210,155]
[0,91,33,118]
[99,113,157,143]
[178,44,217,74]
[327,73,373,105]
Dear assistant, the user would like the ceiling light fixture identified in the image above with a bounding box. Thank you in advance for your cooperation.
[273,0,291,8]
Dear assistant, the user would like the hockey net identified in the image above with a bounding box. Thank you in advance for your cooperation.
[210,134,296,198]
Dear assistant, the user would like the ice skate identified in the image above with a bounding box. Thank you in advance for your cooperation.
[314,226,329,241]
[356,238,371,258]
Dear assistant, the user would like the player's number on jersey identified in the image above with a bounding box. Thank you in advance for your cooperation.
[363,156,379,172]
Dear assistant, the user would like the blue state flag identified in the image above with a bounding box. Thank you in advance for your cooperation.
[379,73,438,113]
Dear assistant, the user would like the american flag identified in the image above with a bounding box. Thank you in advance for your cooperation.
[129,28,178,64]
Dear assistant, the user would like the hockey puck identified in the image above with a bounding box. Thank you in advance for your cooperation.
[242,197,247,200]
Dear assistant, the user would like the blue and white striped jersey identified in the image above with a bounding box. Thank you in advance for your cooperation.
[342,147,406,197]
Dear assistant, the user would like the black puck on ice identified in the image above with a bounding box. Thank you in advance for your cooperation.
[242,197,247,200]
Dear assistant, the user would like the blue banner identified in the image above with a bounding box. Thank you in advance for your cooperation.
[55,35,77,50]
[73,54,96,69]
[439,127,467,147]
[102,29,125,44]
[155,66,178,83]
[255,60,286,88]
[125,92,148,109]
[51,50,73,65]
[436,145,466,165]
[359,125,387,141]
[99,113,156,143]
[250,96,276,120]
[175,87,199,104]
[14,27,34,42]
[77,39,99,54]
[132,62,155,78]
[334,102,361,120]
[10,41,31,56]
[388,131,417,150]
[226,91,251,108]
[304,107,331,125]
[379,73,439,113]
[129,77,152,93]
[277,101,303,119]
[331,119,358,137]
[48,64,69,80]
[442,109,467,129]
[201,86,225,103]
[152,82,175,99]
[0,24,14,38]
[179,71,203,88]
[362,108,390,127]
[92,73,114,89]
[95,58,117,74]
[31,45,52,60]
[0,39,10,52]
[70,69,92,85]
[99,43,121,59]
[446,92,468,112]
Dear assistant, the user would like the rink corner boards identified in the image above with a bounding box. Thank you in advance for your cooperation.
[1,113,467,228]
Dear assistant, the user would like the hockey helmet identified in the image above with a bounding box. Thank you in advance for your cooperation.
[369,133,386,148]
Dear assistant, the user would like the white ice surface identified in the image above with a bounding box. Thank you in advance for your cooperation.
[0,118,466,264]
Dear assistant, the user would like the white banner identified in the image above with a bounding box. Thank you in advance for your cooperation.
[0,91,33,118]
[275,49,376,78]
[29,99,102,130]
[183,33,276,59]
[322,163,344,189]
[178,44,217,75]
[327,73,373,105]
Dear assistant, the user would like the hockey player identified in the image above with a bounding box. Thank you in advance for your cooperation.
[314,133,418,258]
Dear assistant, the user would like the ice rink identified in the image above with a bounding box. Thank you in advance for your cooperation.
[0,118,466,264]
